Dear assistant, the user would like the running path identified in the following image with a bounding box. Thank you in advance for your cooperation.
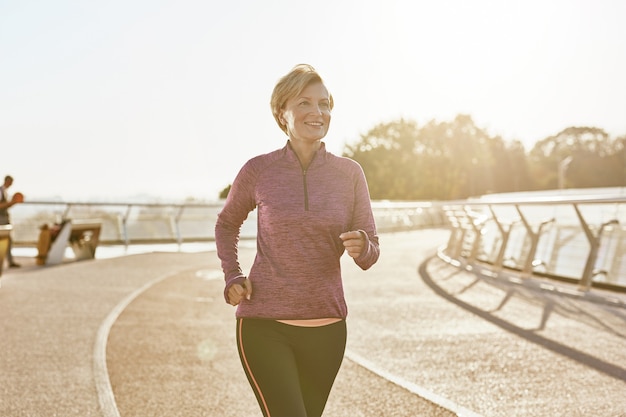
[0,252,214,417]
[0,231,455,417]
[107,228,626,416]
[2,229,625,416]
[106,231,457,417]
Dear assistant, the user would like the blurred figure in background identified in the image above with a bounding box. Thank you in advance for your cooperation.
[0,175,23,268]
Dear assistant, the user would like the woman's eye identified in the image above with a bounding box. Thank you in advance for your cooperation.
[319,102,330,109]
[298,101,310,106]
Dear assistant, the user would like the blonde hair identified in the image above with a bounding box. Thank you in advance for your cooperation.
[270,64,334,134]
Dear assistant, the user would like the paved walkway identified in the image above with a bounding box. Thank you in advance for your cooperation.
[1,229,625,417]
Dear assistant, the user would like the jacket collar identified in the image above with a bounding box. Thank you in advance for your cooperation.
[284,140,327,166]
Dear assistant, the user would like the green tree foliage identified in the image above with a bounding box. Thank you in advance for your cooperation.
[218,119,624,200]
[528,127,625,189]
[219,184,231,199]
[609,136,626,187]
[341,118,422,200]
[490,138,533,195]
[343,115,531,200]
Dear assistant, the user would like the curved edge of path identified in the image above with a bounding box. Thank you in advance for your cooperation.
[94,273,174,417]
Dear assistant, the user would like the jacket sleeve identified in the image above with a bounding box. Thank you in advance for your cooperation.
[351,163,380,270]
[215,160,257,303]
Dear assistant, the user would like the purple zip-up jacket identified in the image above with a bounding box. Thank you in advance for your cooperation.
[215,141,380,320]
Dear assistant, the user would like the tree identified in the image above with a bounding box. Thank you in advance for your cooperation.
[528,126,623,189]
[610,135,626,187]
[416,114,498,199]
[343,114,526,200]
[219,184,231,199]
[343,118,423,200]
[490,138,533,193]
[218,122,625,201]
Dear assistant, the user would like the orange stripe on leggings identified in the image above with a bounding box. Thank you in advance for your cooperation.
[238,319,271,417]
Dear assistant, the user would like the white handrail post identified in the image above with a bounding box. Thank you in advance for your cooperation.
[488,205,519,273]
[574,203,619,291]
[516,205,554,278]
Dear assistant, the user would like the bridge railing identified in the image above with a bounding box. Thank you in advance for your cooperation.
[10,201,229,246]
[8,193,625,291]
[440,194,626,291]
[9,199,446,247]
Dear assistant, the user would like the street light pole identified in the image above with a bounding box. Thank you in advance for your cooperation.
[558,156,573,190]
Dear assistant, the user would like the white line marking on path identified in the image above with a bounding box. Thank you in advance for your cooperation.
[344,349,483,417]
[93,273,176,417]
[93,267,225,417]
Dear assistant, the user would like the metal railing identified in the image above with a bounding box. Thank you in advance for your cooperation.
[440,193,626,291]
[9,200,446,247]
[10,201,230,246]
[7,191,626,291]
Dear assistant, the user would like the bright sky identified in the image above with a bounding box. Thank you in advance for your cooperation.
[2,0,625,202]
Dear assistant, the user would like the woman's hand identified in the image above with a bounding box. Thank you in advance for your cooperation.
[339,231,365,259]
[227,279,252,306]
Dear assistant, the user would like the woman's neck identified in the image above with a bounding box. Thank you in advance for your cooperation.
[289,139,321,169]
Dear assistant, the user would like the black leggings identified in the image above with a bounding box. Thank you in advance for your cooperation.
[236,318,347,417]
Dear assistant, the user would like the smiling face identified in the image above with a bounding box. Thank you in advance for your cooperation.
[281,81,331,144]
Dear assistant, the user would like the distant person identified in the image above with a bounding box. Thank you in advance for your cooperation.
[0,175,23,268]
[215,64,380,417]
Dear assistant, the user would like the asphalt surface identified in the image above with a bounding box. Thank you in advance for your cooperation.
[1,229,625,417]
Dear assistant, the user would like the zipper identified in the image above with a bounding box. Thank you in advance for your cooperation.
[302,169,309,211]
[291,144,317,212]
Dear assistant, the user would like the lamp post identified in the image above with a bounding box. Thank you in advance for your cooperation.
[558,156,573,190]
